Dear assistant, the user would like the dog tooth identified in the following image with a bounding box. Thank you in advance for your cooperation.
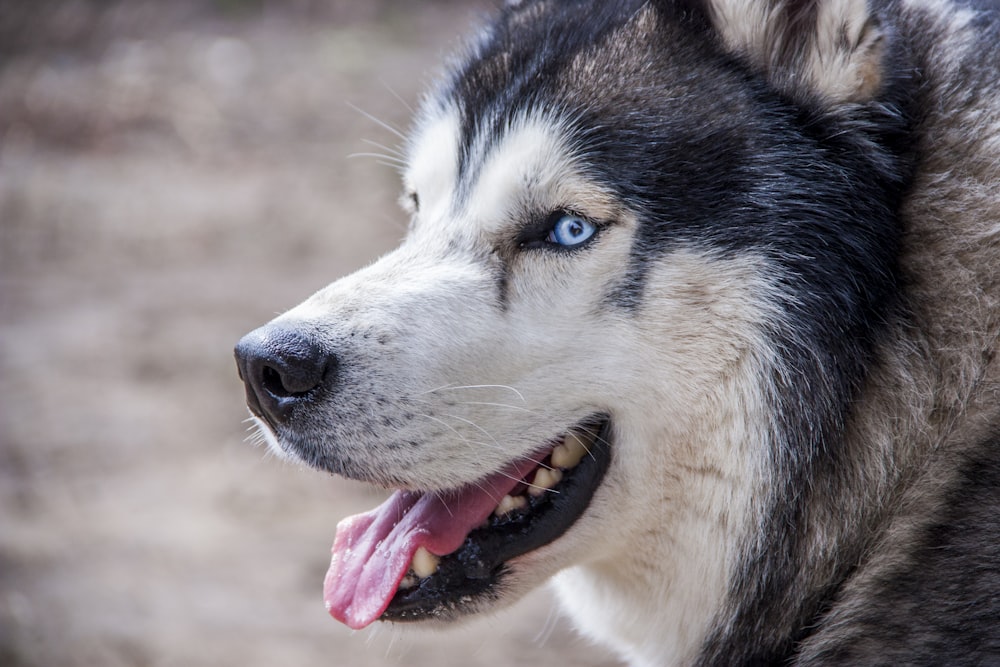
[398,573,419,590]
[528,467,563,496]
[411,546,440,579]
[551,444,571,468]
[494,494,528,516]
[552,431,591,469]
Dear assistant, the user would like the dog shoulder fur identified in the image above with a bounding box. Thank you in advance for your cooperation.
[694,0,1000,663]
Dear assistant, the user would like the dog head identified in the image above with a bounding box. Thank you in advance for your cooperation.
[236,0,908,658]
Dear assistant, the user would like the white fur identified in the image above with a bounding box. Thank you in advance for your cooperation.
[548,251,783,666]
[404,104,461,226]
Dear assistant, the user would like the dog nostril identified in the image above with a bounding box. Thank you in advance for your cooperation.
[262,365,287,397]
[260,363,314,399]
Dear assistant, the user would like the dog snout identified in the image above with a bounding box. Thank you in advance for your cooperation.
[234,323,334,427]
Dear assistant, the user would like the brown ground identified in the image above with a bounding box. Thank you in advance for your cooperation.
[0,2,620,665]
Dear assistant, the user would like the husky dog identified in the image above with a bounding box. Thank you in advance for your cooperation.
[234,0,1000,663]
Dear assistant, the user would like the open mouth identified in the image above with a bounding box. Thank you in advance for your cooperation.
[323,416,612,629]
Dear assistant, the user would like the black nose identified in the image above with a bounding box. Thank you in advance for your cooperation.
[234,323,334,427]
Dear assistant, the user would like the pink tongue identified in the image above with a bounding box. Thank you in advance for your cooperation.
[324,456,543,629]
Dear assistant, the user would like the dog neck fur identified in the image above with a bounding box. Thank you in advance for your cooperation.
[551,255,784,667]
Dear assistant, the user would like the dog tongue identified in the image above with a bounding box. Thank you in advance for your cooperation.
[324,456,542,629]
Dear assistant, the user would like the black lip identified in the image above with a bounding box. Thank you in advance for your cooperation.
[381,416,612,622]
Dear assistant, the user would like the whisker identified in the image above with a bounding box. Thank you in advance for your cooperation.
[437,491,456,518]
[440,412,503,449]
[380,78,415,114]
[471,479,506,506]
[457,401,538,414]
[433,483,504,516]
[586,426,613,462]
[416,411,558,484]
[243,422,269,446]
[487,467,556,494]
[347,152,407,165]
[420,383,527,402]
[416,412,473,443]
[522,477,561,494]
[415,413,505,452]
[417,383,459,396]
[348,102,406,140]
[361,138,406,158]
[442,413,560,475]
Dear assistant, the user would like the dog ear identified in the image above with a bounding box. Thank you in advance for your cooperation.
[700,0,887,104]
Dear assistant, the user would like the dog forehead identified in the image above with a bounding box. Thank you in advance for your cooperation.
[464,116,572,224]
[406,104,598,237]
[402,1,711,225]
[400,0,724,248]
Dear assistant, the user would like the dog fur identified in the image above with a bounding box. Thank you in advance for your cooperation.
[235,0,1000,664]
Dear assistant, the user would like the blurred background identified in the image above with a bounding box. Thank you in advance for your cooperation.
[0,2,619,665]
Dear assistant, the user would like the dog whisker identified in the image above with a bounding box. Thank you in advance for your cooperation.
[347,102,406,140]
[418,383,527,403]
[416,383,456,396]
[361,137,407,158]
[415,412,506,453]
[456,401,538,414]
[379,78,415,114]
[438,412,505,450]
[346,152,407,165]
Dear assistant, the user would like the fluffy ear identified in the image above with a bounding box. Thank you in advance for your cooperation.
[702,0,886,104]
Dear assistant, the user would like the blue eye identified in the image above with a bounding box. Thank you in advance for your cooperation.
[546,214,597,248]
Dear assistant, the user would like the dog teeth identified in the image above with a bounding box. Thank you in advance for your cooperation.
[494,494,528,517]
[402,426,597,590]
[396,546,440,590]
[410,546,440,579]
[528,467,563,497]
[552,430,592,469]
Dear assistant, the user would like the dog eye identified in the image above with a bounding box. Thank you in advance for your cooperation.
[546,214,596,248]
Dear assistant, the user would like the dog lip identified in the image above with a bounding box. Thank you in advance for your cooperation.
[379,415,612,623]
